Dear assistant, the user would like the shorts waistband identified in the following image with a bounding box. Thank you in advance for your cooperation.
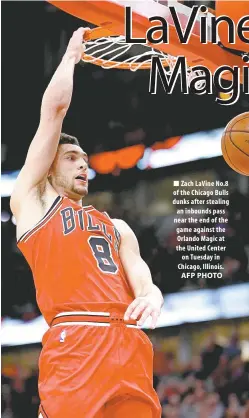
[51,311,138,328]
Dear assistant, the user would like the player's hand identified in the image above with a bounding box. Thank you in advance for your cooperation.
[65,27,89,64]
[124,295,161,329]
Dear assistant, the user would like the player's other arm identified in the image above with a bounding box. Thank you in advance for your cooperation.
[10,28,87,217]
[113,219,164,329]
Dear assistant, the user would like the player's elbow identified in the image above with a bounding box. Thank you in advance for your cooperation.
[53,102,69,117]
[40,98,68,120]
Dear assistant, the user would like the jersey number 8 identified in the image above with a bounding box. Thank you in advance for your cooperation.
[88,236,118,274]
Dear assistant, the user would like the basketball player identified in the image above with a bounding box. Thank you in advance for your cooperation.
[10,28,163,418]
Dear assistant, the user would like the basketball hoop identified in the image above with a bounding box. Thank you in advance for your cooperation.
[83,31,169,71]
[82,29,206,88]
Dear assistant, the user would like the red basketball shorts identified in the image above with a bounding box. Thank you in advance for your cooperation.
[38,308,161,418]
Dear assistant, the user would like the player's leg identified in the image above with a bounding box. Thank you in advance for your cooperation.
[38,325,120,418]
[105,327,161,418]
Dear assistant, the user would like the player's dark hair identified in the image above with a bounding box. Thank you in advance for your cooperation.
[59,133,80,147]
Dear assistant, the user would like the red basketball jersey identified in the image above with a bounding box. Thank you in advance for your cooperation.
[17,196,134,324]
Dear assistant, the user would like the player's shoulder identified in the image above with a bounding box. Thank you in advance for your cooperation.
[111,218,127,229]
[111,218,135,237]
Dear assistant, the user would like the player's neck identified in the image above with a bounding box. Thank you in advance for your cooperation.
[53,186,83,207]
[63,193,83,207]
[67,197,83,207]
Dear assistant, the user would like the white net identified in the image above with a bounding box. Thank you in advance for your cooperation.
[83,35,169,70]
[82,35,206,89]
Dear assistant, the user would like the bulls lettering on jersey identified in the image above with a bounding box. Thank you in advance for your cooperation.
[60,205,120,273]
[18,196,134,324]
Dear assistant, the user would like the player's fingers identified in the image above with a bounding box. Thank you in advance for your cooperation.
[124,298,141,320]
[150,310,160,329]
[82,27,91,39]
[130,301,147,321]
[137,306,153,327]
[71,27,84,40]
[70,28,89,44]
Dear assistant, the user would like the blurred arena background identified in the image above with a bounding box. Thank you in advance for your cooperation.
[2,1,249,417]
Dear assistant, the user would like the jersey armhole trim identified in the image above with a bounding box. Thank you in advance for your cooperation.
[103,211,111,220]
[39,404,49,418]
[103,212,122,249]
[17,196,63,243]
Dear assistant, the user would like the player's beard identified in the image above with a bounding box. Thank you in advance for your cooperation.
[51,174,88,197]
[73,182,88,197]
[71,175,88,197]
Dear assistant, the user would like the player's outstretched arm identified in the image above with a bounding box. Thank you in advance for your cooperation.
[113,219,164,329]
[10,28,87,217]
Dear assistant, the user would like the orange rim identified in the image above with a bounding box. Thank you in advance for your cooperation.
[84,26,115,41]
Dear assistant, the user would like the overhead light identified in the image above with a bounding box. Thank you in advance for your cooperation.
[1,211,10,223]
